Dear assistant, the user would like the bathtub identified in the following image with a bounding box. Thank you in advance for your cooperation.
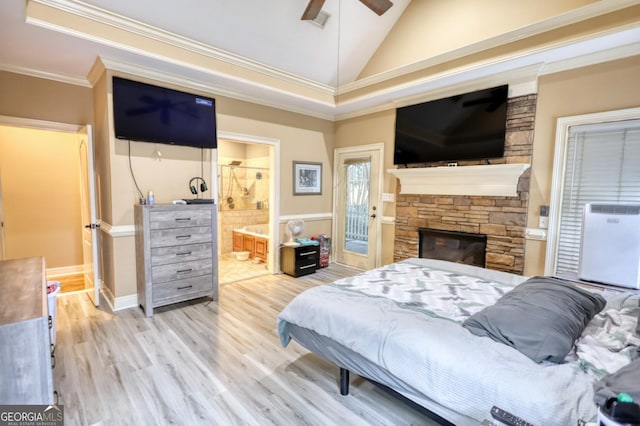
[233,224,269,262]
[234,223,269,238]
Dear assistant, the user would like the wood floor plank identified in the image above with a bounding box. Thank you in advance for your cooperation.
[53,265,440,425]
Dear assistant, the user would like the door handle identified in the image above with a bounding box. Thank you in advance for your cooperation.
[84,223,100,229]
[370,214,377,219]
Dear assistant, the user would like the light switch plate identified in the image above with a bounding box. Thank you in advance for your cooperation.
[381,193,395,202]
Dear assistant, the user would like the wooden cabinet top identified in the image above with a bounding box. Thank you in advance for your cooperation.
[0,257,47,325]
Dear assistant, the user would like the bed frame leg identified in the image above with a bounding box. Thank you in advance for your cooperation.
[340,368,349,395]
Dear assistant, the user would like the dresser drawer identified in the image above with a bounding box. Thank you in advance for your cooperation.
[152,275,213,304]
[152,259,213,284]
[150,209,212,230]
[150,226,212,248]
[151,243,212,266]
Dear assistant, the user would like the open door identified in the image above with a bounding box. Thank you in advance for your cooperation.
[333,145,382,270]
[78,125,100,306]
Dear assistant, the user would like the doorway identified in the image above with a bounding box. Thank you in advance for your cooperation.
[333,144,383,270]
[0,118,100,302]
[216,132,280,284]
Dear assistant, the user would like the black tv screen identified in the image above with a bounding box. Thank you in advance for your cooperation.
[112,77,217,149]
[393,85,508,165]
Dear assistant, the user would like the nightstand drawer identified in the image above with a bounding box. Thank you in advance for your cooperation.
[294,247,319,261]
[151,243,213,266]
[152,259,213,284]
[152,275,213,304]
[150,209,212,229]
[150,226,212,248]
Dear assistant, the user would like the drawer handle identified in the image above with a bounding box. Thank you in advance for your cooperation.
[176,235,192,240]
[300,251,317,256]
[177,268,193,274]
[176,251,192,256]
[300,264,316,270]
[175,217,191,222]
[177,285,193,291]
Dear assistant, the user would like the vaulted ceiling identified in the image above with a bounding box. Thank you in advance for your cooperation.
[1,0,639,119]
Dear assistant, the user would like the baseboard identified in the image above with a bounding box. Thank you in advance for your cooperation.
[114,294,139,311]
[46,264,84,278]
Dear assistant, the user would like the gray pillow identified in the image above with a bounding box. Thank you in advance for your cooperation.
[463,276,606,363]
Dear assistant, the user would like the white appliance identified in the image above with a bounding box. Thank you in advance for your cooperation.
[579,203,640,289]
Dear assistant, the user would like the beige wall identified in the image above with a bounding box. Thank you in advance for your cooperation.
[524,55,640,275]
[360,0,599,79]
[0,125,83,269]
[0,71,93,125]
[93,70,336,300]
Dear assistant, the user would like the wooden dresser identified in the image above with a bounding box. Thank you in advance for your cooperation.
[134,204,218,317]
[0,257,54,404]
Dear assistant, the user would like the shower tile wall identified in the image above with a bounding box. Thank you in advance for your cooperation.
[218,140,271,255]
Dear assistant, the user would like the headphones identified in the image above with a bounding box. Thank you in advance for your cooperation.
[189,177,208,195]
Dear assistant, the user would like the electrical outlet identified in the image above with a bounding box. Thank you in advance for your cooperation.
[539,216,548,229]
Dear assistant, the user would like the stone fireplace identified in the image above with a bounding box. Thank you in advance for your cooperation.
[392,94,536,275]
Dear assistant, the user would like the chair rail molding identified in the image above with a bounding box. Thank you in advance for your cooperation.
[388,163,530,197]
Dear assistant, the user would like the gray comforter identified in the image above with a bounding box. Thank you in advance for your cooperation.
[278,259,640,426]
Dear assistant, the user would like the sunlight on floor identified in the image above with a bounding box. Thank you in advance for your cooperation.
[218,253,269,285]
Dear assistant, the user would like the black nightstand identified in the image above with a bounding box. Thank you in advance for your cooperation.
[281,245,319,277]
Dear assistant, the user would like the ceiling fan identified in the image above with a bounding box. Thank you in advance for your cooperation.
[301,0,393,20]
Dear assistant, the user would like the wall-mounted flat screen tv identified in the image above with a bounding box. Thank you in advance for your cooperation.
[112,76,217,149]
[393,85,508,165]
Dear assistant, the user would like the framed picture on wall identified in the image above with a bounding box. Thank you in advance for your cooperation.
[293,161,322,195]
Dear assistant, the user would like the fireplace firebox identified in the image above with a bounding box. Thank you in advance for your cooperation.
[419,228,487,268]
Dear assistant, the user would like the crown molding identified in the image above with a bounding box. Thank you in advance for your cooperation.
[339,0,640,95]
[28,0,335,96]
[0,62,91,87]
[91,57,338,121]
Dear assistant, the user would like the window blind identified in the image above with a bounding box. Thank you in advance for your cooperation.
[555,119,640,277]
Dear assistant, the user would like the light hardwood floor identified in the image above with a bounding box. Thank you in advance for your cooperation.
[54,264,439,425]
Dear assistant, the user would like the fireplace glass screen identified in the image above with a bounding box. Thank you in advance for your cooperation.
[419,228,487,267]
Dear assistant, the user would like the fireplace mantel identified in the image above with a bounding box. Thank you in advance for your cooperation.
[387,163,530,197]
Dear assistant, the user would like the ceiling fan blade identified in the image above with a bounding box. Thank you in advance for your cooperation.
[359,0,393,16]
[301,0,326,20]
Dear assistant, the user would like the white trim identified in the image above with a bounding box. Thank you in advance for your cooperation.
[387,164,531,197]
[0,115,81,133]
[381,216,396,225]
[279,213,333,223]
[0,62,91,87]
[98,285,137,311]
[544,107,640,275]
[46,264,84,277]
[525,228,548,241]
[98,221,135,237]
[28,0,334,95]
[218,131,280,275]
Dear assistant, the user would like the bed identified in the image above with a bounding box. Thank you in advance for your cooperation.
[277,258,640,426]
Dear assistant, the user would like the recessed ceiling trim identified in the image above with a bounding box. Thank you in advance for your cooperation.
[28,0,335,95]
[339,0,640,95]
[0,62,92,87]
[92,57,338,121]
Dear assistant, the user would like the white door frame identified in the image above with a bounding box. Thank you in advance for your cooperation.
[0,173,5,260]
[217,131,281,274]
[332,143,384,269]
[0,115,100,295]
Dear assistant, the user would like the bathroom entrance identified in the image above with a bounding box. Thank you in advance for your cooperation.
[217,137,275,284]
